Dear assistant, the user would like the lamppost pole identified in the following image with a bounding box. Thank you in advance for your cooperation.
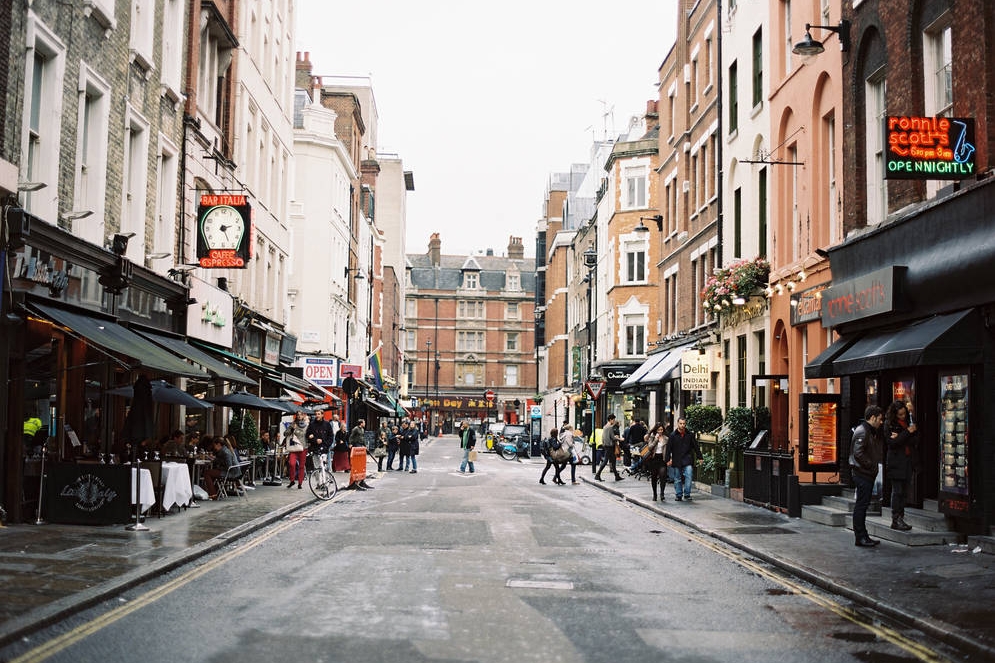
[424,339,432,433]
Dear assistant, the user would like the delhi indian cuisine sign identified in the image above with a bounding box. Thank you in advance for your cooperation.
[884,116,976,180]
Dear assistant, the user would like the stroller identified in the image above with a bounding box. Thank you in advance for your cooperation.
[626,443,652,481]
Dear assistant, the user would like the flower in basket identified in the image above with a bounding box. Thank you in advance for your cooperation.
[699,256,770,313]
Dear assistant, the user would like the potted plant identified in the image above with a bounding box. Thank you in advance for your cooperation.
[699,256,770,314]
[685,405,726,493]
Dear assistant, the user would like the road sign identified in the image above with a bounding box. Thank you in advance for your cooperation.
[484,389,495,401]
[530,405,541,418]
[585,380,606,399]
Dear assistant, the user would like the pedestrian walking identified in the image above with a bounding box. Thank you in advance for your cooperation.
[346,419,373,490]
[539,428,564,484]
[372,429,388,471]
[306,412,334,460]
[664,417,702,501]
[558,424,579,484]
[594,414,625,482]
[458,420,477,473]
[623,417,646,468]
[644,422,669,501]
[850,406,885,547]
[283,411,309,489]
[331,424,350,472]
[399,421,413,471]
[885,400,918,531]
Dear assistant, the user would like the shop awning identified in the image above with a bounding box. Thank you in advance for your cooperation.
[381,393,407,418]
[190,342,330,400]
[805,309,981,378]
[136,330,255,385]
[804,335,864,379]
[364,398,394,416]
[620,352,670,389]
[30,303,208,379]
[640,343,696,386]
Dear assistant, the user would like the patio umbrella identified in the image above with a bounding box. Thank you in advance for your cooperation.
[204,390,287,412]
[264,398,304,414]
[107,379,214,409]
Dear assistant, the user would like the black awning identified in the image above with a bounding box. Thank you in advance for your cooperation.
[31,303,208,379]
[364,398,394,416]
[806,309,981,377]
[137,331,255,385]
[804,334,864,379]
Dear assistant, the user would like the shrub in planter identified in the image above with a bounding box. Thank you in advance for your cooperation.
[685,404,723,435]
[721,406,754,456]
[229,411,262,455]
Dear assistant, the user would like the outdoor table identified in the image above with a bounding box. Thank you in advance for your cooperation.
[130,467,155,513]
[160,461,193,510]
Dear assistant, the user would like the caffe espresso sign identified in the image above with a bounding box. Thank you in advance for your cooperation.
[885,116,976,179]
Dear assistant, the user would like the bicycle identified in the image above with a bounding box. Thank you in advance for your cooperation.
[307,452,338,500]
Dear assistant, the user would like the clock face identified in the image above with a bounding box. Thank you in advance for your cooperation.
[201,206,245,250]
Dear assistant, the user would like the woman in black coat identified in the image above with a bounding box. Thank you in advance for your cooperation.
[885,400,918,531]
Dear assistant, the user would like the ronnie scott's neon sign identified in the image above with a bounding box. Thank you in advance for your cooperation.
[885,116,976,180]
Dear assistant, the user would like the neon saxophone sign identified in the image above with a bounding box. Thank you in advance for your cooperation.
[885,116,976,180]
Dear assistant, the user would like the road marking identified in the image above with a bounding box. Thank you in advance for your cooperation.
[8,499,340,663]
[507,579,574,590]
[623,502,953,663]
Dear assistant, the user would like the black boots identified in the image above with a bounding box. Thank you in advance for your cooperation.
[891,516,912,531]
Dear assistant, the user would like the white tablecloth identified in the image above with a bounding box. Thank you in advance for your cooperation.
[161,461,193,510]
[130,467,155,513]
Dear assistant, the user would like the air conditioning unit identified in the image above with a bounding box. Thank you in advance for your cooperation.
[682,180,690,193]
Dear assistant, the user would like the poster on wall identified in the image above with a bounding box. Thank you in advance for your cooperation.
[799,393,841,472]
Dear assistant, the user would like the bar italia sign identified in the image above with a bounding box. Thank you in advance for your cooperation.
[196,194,253,268]
[885,116,976,179]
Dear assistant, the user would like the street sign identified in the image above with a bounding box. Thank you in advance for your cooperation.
[530,405,541,418]
[484,389,495,401]
[585,380,606,399]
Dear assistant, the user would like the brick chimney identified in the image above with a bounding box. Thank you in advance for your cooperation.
[507,236,524,260]
[428,233,441,266]
[295,51,313,94]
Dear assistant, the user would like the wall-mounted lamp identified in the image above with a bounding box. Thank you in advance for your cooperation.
[639,214,664,232]
[17,181,46,192]
[634,220,650,233]
[796,269,807,282]
[111,232,135,256]
[792,19,851,56]
[146,252,170,261]
[582,247,597,268]
[774,283,784,295]
[789,295,799,308]
[60,209,93,221]
[344,266,365,280]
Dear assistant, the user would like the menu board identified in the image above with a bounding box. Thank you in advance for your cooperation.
[799,394,841,472]
[939,372,969,503]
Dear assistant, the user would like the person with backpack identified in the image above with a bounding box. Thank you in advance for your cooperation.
[539,427,564,485]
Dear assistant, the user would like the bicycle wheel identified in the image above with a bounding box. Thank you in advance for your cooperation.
[498,444,517,461]
[308,468,338,500]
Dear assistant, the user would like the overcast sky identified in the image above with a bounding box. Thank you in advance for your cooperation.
[296,0,678,258]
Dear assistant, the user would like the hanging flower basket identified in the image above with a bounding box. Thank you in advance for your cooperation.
[700,256,770,313]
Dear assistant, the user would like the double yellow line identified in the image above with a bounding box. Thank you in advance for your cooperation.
[625,502,952,663]
[9,499,337,663]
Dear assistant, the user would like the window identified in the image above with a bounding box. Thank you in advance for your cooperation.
[624,244,646,282]
[924,20,952,117]
[737,335,748,406]
[198,14,235,129]
[865,72,887,225]
[624,319,645,356]
[153,136,179,265]
[73,66,110,244]
[506,332,519,351]
[122,108,150,261]
[752,28,763,108]
[457,362,484,386]
[405,330,416,350]
[668,91,676,138]
[506,302,519,319]
[457,331,485,352]
[130,0,155,71]
[691,56,699,103]
[624,165,647,208]
[728,61,739,133]
[457,300,484,319]
[733,188,743,258]
[405,299,417,317]
[463,272,479,289]
[405,361,415,387]
[506,273,520,291]
[504,364,519,387]
[23,18,65,220]
[704,37,713,90]
[161,0,184,98]
[782,0,792,76]
[824,112,838,244]
[758,167,768,257]
[664,270,678,334]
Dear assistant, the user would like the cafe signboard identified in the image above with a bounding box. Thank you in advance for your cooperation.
[681,351,711,391]
[885,116,976,180]
[821,265,908,328]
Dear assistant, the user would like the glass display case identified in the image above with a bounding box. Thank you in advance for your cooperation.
[939,372,968,496]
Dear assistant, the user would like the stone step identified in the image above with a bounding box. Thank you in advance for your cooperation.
[800,504,847,527]
[881,506,954,532]
[823,494,882,515]
[966,535,995,554]
[844,515,965,546]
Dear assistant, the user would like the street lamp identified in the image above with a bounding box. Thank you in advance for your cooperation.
[792,20,851,56]
[424,340,431,401]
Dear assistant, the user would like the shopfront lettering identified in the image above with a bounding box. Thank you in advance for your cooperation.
[821,266,907,327]
[791,284,827,326]
[885,116,976,180]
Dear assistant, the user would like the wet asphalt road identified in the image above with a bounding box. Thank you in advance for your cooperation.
[2,440,964,663]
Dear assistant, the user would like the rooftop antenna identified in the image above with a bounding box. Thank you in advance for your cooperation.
[597,98,615,140]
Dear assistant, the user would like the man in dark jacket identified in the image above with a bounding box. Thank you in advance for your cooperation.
[665,417,702,501]
[850,406,885,547]
[594,414,624,482]
[306,413,334,455]
[458,420,477,474]
[623,418,647,467]
[402,421,421,473]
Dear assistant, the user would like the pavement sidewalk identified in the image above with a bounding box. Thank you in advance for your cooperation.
[578,469,995,659]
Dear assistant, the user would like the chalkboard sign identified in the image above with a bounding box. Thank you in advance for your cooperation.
[45,463,131,525]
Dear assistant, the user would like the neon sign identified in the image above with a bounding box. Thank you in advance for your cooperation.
[884,116,976,180]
